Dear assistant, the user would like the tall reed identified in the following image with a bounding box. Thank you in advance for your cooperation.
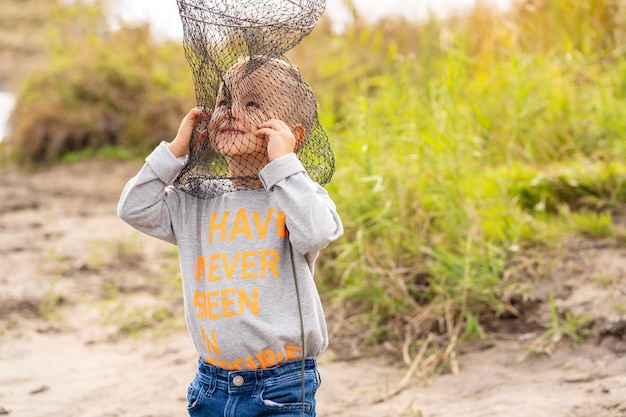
[294,0,626,360]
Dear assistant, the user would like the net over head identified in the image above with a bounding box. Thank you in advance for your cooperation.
[174,0,333,199]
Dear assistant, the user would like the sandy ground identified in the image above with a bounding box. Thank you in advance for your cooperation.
[1,159,625,417]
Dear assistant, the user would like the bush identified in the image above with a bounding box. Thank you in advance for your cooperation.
[7,1,194,165]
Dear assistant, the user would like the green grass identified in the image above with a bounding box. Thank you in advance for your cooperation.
[308,0,626,362]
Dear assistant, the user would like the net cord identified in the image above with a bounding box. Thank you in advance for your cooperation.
[287,228,307,417]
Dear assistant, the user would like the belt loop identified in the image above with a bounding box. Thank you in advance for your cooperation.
[206,362,218,395]
[252,369,263,397]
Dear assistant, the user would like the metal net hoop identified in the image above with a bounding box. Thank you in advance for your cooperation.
[174,0,333,199]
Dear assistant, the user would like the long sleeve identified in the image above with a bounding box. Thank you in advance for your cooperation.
[259,153,343,255]
[117,142,187,245]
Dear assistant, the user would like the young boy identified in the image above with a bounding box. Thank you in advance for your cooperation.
[117,56,343,416]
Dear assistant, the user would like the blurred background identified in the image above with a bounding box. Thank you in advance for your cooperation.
[0,0,512,140]
[2,0,626,371]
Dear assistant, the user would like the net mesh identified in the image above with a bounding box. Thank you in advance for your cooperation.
[174,0,333,199]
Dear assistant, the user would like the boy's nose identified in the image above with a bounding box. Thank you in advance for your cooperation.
[227,102,243,119]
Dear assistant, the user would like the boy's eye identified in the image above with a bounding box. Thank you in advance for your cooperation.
[246,101,259,108]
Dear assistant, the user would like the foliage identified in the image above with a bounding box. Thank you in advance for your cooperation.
[299,0,626,360]
[516,292,593,361]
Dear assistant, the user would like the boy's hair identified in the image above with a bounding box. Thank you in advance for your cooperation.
[231,56,317,144]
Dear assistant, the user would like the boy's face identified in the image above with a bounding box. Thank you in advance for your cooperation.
[208,63,291,159]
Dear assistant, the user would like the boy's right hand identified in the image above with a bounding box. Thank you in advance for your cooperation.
[168,107,211,158]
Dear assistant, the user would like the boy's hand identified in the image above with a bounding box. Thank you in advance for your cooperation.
[257,119,302,161]
[169,107,211,158]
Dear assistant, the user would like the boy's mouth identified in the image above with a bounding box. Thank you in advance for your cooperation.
[220,127,245,135]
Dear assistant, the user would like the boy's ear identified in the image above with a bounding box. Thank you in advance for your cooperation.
[291,124,306,152]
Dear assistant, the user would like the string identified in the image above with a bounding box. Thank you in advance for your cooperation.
[287,230,307,417]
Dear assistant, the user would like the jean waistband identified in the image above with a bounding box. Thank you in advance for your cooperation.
[195,357,317,394]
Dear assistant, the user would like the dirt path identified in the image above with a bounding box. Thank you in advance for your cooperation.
[1,160,625,417]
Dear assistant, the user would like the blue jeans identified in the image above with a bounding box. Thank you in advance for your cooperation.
[187,358,321,416]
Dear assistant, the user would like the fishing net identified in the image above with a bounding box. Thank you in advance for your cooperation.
[174,0,334,199]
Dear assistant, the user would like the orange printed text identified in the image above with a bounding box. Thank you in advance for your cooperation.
[194,288,259,320]
[208,208,287,244]
[195,250,280,283]
[204,345,302,370]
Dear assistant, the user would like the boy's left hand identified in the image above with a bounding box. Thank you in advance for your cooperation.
[257,119,297,161]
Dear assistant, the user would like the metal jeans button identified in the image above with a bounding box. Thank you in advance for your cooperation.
[233,375,244,386]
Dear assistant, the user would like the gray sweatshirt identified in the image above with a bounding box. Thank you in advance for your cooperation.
[118,142,343,370]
